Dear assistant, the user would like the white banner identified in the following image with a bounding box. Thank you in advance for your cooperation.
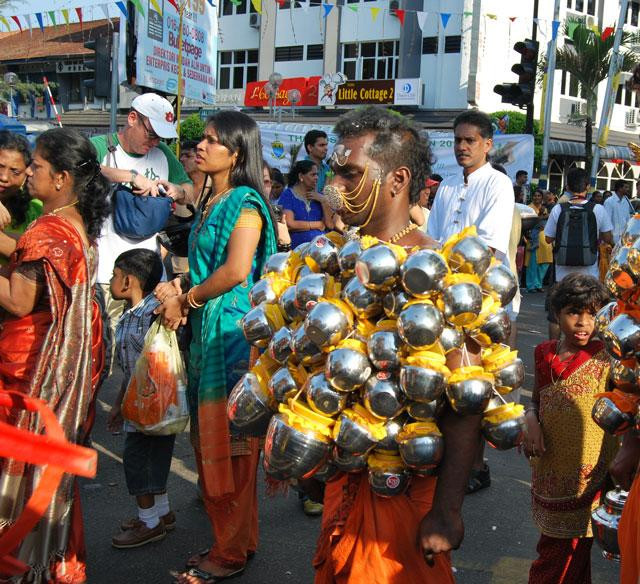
[136,0,217,104]
[259,122,535,184]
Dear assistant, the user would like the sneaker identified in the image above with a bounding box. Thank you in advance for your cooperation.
[120,510,176,532]
[112,520,166,549]
[303,499,324,516]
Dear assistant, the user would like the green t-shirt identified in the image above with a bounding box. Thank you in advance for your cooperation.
[90,133,191,186]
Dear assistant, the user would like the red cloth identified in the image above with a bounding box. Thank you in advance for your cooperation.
[528,533,593,584]
[313,473,455,584]
[619,473,640,584]
[534,339,603,389]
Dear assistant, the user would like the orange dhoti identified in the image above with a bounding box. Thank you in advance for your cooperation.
[619,473,640,584]
[313,472,455,584]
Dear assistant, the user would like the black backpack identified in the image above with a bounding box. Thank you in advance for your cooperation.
[554,200,598,266]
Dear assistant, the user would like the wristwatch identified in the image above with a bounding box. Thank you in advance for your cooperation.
[130,169,138,184]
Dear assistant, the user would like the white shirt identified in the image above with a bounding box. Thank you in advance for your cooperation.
[544,198,613,282]
[95,144,170,284]
[603,193,634,244]
[427,162,515,258]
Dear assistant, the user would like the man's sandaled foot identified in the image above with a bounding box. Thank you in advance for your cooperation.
[185,548,210,569]
[174,565,245,583]
[466,463,491,494]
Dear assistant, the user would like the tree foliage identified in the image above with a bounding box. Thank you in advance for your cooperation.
[178,113,205,142]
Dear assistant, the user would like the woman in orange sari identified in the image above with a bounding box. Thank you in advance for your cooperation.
[310,107,481,584]
[0,128,110,583]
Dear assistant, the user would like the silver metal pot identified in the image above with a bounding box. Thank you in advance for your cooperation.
[492,359,525,394]
[397,302,444,350]
[355,244,401,291]
[363,373,405,419]
[295,273,331,315]
[608,246,639,293]
[333,413,379,455]
[439,326,465,354]
[446,376,494,415]
[241,304,278,348]
[481,411,526,450]
[332,446,369,473]
[306,234,340,275]
[305,301,352,348]
[383,289,411,319]
[262,251,291,276]
[470,308,512,346]
[280,285,303,323]
[263,414,331,480]
[368,463,410,497]
[622,214,640,246]
[325,345,372,392]
[267,367,299,404]
[399,364,447,403]
[249,278,278,307]
[305,372,348,417]
[376,417,405,453]
[611,359,639,393]
[480,263,518,306]
[341,276,383,320]
[397,427,444,472]
[338,238,363,275]
[441,282,483,326]
[592,489,628,561]
[268,327,293,364]
[406,399,445,421]
[448,235,492,277]
[367,328,402,370]
[591,396,633,435]
[602,312,640,360]
[312,461,340,483]
[595,301,619,339]
[400,249,449,297]
[227,372,274,436]
[290,324,325,366]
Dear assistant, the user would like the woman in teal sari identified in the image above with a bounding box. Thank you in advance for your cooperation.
[155,111,277,583]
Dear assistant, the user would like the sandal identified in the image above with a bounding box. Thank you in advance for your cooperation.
[186,549,255,569]
[466,464,491,494]
[174,566,245,583]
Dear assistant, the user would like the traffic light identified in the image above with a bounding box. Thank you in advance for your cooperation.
[83,36,111,98]
[494,39,539,107]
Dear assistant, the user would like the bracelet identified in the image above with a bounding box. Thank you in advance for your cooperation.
[186,287,204,309]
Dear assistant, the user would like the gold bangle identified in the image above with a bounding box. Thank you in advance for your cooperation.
[187,287,204,309]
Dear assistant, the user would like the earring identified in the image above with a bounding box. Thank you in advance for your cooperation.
[391,190,396,197]
[55,184,61,191]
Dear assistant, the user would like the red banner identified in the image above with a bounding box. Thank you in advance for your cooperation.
[244,76,321,107]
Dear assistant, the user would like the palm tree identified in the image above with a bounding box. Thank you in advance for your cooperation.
[553,19,640,170]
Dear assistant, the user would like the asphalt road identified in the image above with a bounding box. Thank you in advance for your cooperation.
[81,292,620,583]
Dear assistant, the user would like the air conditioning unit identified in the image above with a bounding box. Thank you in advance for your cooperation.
[249,13,261,28]
[570,102,586,116]
[627,109,638,128]
[585,15,596,28]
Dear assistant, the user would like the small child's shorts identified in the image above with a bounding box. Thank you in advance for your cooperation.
[123,431,176,496]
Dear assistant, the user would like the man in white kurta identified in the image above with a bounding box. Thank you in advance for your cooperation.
[603,179,634,245]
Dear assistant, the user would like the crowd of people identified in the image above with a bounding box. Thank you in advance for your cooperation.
[0,95,637,584]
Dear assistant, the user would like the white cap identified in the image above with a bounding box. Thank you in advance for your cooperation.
[131,93,178,139]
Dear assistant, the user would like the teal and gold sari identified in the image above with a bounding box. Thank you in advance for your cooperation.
[187,185,276,498]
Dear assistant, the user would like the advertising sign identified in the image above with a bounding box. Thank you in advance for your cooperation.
[244,77,321,107]
[136,0,217,104]
[318,76,422,106]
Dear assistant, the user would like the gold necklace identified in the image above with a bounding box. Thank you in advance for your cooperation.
[49,200,79,215]
[387,222,418,244]
[192,187,233,248]
[355,179,382,229]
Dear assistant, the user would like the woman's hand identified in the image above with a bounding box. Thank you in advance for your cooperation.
[522,412,545,458]
[276,220,291,246]
[0,202,11,229]
[131,173,160,196]
[154,278,183,303]
[157,179,185,202]
[154,294,188,331]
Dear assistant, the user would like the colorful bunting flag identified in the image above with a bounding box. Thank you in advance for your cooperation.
[75,7,83,26]
[251,0,262,14]
[486,14,497,20]
[416,11,427,32]
[24,14,32,36]
[602,26,614,41]
[509,16,516,22]
[115,2,129,18]
[150,0,163,15]
[61,9,70,26]
[100,4,112,24]
[130,0,146,16]
[10,15,22,32]
[167,0,180,10]
[35,12,44,33]
[463,11,472,17]
[230,0,242,6]
[0,16,9,32]
[440,12,450,29]
[394,8,406,26]
[348,5,358,12]
[370,7,380,21]
[565,20,575,40]
[48,11,56,26]
[322,3,333,18]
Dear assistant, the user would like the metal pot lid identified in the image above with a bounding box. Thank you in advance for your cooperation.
[604,489,628,511]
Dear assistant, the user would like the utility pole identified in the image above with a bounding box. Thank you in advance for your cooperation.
[525,0,539,135]
[538,0,562,190]
[590,0,630,184]
[110,32,119,136]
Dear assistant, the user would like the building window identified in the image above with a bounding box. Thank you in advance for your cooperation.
[218,49,258,89]
[220,0,257,15]
[422,36,438,54]
[307,44,324,60]
[444,35,461,53]
[567,0,596,14]
[341,41,399,81]
[275,45,304,61]
[628,1,640,26]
